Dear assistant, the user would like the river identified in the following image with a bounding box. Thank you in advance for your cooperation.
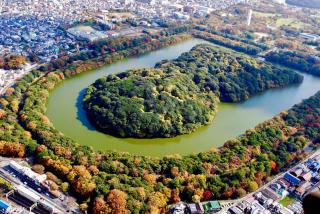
[46,38,320,157]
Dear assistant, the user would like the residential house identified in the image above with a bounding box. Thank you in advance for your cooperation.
[283,173,301,186]
[188,203,204,214]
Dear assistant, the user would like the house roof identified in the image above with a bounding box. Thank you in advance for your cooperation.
[188,204,198,212]
[209,201,221,209]
[300,172,312,181]
[284,173,301,186]
[291,168,303,177]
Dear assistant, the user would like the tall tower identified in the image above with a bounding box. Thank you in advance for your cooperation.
[247,9,252,26]
[245,0,252,26]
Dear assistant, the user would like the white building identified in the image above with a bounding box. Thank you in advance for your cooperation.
[300,33,320,41]
[9,161,47,184]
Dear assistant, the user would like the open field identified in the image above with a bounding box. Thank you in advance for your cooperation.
[252,10,310,30]
[276,18,308,28]
[253,11,279,18]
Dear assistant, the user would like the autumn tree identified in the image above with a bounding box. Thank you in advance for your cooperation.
[0,141,25,158]
[106,189,128,213]
[148,192,168,210]
[248,181,259,192]
[92,197,110,214]
[67,165,96,198]
[32,164,45,174]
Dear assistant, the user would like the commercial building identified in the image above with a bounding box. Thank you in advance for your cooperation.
[16,185,41,203]
[9,161,47,185]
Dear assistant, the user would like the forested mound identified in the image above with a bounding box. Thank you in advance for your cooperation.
[157,45,303,102]
[266,50,320,77]
[83,69,218,138]
[1,31,318,213]
[83,44,303,138]
[286,0,320,9]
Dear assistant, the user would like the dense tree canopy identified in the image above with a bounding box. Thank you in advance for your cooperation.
[157,45,303,102]
[193,25,269,53]
[84,68,217,138]
[0,55,28,70]
[266,50,320,76]
[83,44,302,138]
[0,30,318,213]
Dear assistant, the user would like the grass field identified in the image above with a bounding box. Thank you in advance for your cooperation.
[276,18,308,28]
[253,11,279,18]
[279,196,296,207]
[253,11,309,29]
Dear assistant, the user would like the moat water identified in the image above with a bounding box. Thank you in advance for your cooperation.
[46,38,320,156]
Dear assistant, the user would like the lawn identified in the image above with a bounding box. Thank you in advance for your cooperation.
[276,18,308,28]
[253,11,278,18]
[279,196,296,207]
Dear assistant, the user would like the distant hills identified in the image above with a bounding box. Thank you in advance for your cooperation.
[286,0,320,9]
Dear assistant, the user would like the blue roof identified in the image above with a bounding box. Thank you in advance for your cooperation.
[0,200,9,210]
[284,173,301,185]
[209,201,221,209]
